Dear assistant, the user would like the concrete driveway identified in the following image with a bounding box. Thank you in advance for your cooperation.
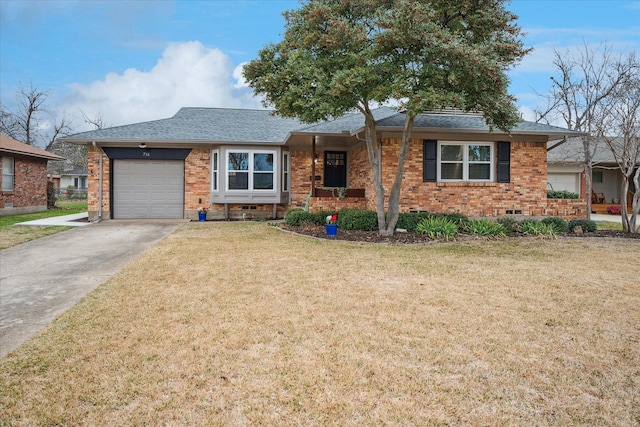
[0,219,186,358]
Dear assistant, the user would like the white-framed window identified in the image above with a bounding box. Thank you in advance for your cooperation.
[2,157,15,191]
[211,150,219,191]
[593,171,603,183]
[227,150,276,191]
[282,152,290,192]
[438,142,493,181]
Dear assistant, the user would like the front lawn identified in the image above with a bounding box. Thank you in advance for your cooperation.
[0,200,87,249]
[1,222,638,425]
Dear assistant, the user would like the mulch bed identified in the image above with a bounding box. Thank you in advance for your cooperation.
[281,224,640,244]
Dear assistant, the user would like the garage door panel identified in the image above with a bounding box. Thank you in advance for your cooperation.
[114,160,184,219]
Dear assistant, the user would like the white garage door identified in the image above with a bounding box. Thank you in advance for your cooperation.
[547,173,580,194]
[113,160,184,219]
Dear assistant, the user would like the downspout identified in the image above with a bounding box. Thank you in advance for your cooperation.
[92,141,103,222]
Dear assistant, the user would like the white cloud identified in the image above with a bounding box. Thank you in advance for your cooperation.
[233,62,249,89]
[60,41,264,130]
[518,105,536,122]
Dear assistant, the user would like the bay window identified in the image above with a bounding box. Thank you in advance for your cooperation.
[227,150,275,191]
[282,152,290,192]
[211,150,219,191]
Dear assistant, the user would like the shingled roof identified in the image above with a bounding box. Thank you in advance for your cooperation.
[375,111,587,136]
[61,107,584,144]
[62,108,306,143]
[547,136,640,165]
[0,134,65,160]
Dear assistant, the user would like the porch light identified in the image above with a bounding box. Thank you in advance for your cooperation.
[138,142,147,149]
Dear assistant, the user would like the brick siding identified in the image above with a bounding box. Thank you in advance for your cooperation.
[294,138,586,219]
[0,155,49,212]
[86,145,110,221]
[84,139,586,221]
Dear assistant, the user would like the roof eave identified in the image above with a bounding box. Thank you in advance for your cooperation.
[0,148,65,160]
[375,126,588,138]
[61,138,288,146]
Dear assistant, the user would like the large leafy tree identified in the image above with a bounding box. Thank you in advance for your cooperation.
[245,0,528,235]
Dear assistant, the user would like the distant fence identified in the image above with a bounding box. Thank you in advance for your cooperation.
[56,188,88,200]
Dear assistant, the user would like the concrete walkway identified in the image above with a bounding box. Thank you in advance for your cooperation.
[16,212,90,227]
[0,218,187,358]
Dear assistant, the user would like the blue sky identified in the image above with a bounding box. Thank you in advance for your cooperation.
[1,0,638,136]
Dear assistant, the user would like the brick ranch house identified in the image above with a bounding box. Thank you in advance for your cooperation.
[59,107,587,221]
[1,134,65,215]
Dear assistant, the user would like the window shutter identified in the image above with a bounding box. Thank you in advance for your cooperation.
[423,139,437,182]
[497,141,510,183]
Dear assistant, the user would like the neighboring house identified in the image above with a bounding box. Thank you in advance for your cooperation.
[60,107,586,221]
[0,134,65,215]
[47,169,88,195]
[547,137,639,205]
[59,169,88,194]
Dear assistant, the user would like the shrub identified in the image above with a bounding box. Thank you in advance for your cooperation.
[396,211,433,232]
[416,216,459,241]
[607,205,622,215]
[568,219,597,233]
[284,209,314,227]
[541,216,568,233]
[547,190,580,199]
[520,220,556,238]
[285,209,325,226]
[440,212,471,229]
[496,217,520,234]
[337,209,378,231]
[465,219,507,237]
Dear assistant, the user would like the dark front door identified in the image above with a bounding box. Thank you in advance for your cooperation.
[324,151,347,187]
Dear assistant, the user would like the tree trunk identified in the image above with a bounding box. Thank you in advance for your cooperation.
[631,167,640,233]
[620,174,631,232]
[361,107,387,235]
[383,114,415,236]
[582,137,594,220]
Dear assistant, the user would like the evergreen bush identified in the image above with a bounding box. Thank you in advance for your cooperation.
[541,216,569,233]
[337,209,378,231]
[396,211,433,232]
[547,190,580,199]
[567,219,597,233]
[285,209,322,226]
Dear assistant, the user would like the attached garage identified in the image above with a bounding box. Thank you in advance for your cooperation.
[113,159,184,218]
[101,147,192,220]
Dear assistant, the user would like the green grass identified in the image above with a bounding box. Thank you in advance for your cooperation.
[0,200,87,229]
[597,221,623,231]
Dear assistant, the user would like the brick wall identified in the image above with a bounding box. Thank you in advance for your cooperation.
[545,198,587,219]
[87,145,110,221]
[291,138,584,218]
[184,148,211,219]
[84,139,586,221]
[0,155,49,213]
[379,138,551,216]
[290,150,317,209]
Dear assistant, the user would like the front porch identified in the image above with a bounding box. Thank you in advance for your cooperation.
[308,187,368,212]
[591,202,633,215]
